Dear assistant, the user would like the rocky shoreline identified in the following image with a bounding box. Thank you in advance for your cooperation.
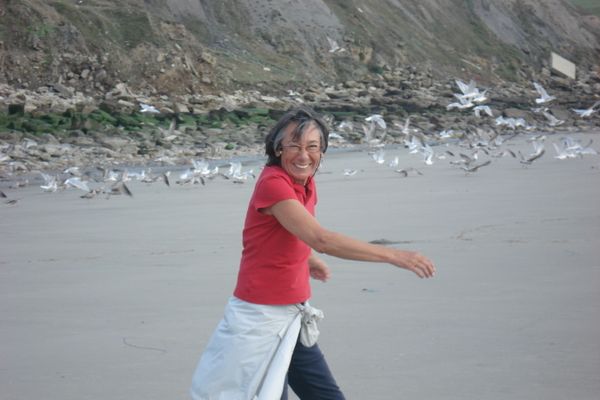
[1,65,599,184]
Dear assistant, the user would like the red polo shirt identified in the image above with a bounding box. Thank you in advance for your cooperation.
[233,165,317,305]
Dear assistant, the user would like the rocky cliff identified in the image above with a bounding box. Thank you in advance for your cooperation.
[1,0,599,96]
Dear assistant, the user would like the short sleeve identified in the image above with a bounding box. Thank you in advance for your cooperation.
[252,174,297,211]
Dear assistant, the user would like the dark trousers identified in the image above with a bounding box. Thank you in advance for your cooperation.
[281,339,346,400]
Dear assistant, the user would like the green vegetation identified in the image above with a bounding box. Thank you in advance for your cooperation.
[104,9,157,48]
[568,0,600,16]
[28,23,55,38]
[0,108,276,135]
[51,1,159,50]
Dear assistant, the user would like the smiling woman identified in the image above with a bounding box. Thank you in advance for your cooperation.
[271,118,326,185]
[189,106,435,400]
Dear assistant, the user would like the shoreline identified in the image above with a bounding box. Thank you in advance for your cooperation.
[1,126,598,191]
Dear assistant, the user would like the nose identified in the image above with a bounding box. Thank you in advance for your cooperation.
[294,147,311,157]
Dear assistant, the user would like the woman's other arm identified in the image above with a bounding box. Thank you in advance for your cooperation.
[308,252,331,282]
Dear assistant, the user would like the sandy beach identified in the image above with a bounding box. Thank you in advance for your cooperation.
[1,130,599,400]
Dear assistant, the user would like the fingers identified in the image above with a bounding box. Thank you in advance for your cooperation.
[309,265,331,282]
[414,254,435,278]
[397,250,436,278]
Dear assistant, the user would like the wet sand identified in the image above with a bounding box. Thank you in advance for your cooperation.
[1,131,599,400]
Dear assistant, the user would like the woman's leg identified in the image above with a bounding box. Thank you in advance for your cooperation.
[287,340,345,400]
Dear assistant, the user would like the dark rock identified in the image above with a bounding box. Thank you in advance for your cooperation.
[8,104,25,115]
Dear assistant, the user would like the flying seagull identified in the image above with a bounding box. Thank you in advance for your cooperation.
[394,167,423,177]
[519,148,545,165]
[473,105,493,118]
[109,181,133,197]
[140,103,160,113]
[461,160,492,173]
[365,114,387,130]
[533,82,556,104]
[572,101,600,118]
[455,79,488,103]
[542,111,564,127]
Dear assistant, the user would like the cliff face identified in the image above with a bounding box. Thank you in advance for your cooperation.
[0,0,598,95]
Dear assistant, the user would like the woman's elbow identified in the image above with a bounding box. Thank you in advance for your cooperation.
[309,230,335,254]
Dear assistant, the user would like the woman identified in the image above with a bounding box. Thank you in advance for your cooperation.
[190,106,435,400]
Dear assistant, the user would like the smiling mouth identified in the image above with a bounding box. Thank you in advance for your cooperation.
[293,163,311,169]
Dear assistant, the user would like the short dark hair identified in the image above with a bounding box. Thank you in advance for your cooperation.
[264,106,329,166]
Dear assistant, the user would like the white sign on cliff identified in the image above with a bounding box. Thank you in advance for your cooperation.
[550,52,576,79]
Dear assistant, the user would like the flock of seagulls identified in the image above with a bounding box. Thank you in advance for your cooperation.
[0,158,256,205]
[1,78,598,205]
[348,122,596,178]
[329,78,598,178]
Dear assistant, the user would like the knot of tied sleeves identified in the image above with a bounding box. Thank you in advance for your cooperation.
[296,303,324,347]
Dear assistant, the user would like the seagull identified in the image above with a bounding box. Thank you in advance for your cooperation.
[406,135,423,153]
[572,101,600,118]
[388,156,399,168]
[420,145,434,165]
[63,166,82,176]
[337,120,354,133]
[64,177,90,192]
[394,167,423,177]
[519,148,545,165]
[78,188,97,199]
[227,162,255,183]
[473,105,493,118]
[552,142,576,160]
[393,117,412,135]
[327,37,343,53]
[543,111,564,127]
[362,123,385,147]
[343,169,358,176]
[371,149,385,164]
[39,172,58,192]
[491,149,517,158]
[365,114,387,130]
[228,161,242,178]
[446,94,474,110]
[140,103,160,113]
[109,181,133,197]
[528,139,545,157]
[461,160,492,173]
[527,134,546,143]
[328,132,345,142]
[438,129,455,139]
[533,82,556,104]
[577,143,598,156]
[561,137,598,156]
[455,79,487,103]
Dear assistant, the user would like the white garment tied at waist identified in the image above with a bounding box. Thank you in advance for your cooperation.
[190,297,308,400]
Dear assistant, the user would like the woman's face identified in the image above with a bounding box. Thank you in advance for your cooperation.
[279,123,322,185]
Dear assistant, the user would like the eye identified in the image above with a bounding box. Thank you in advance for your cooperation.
[307,144,321,153]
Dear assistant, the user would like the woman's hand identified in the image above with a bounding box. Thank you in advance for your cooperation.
[308,254,331,282]
[391,249,436,278]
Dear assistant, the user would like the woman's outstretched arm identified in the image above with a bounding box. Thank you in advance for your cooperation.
[268,199,436,278]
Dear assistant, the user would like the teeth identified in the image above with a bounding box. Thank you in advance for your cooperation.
[294,164,310,169]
